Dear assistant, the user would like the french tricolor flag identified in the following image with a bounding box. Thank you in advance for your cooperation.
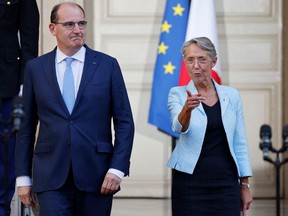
[179,0,221,86]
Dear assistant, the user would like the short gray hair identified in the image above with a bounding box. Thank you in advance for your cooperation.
[181,37,217,59]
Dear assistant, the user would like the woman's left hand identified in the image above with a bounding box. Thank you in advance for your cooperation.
[240,186,253,216]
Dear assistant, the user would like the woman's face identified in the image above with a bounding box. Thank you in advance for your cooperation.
[184,43,217,84]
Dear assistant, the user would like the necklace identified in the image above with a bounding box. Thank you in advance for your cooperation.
[201,91,216,100]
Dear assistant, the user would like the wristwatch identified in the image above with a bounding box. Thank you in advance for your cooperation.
[240,182,251,189]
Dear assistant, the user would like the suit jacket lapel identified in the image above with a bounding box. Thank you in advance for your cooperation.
[42,49,70,113]
[74,47,99,110]
[214,81,229,118]
[186,79,230,116]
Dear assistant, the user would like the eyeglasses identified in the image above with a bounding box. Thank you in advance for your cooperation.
[185,57,209,65]
[53,21,87,30]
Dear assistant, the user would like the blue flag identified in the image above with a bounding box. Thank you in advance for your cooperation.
[148,0,190,138]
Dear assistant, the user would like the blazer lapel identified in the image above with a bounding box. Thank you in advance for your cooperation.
[214,81,229,118]
[73,47,99,110]
[42,49,70,113]
[186,79,230,116]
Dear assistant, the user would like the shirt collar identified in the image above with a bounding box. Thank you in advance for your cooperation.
[56,46,86,63]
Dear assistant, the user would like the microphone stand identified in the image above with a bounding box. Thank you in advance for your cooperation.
[259,133,288,216]
[0,97,24,216]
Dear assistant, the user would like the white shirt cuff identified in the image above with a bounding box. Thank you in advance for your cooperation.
[108,168,124,180]
[16,176,32,187]
[18,85,23,97]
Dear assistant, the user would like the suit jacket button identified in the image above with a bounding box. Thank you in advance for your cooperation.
[70,120,73,124]
[68,142,71,146]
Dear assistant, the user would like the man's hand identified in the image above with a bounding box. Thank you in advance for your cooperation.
[101,172,122,195]
[18,186,37,208]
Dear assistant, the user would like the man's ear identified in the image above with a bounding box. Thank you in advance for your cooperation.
[49,23,57,36]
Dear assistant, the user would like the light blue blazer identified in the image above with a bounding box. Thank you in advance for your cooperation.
[167,80,252,178]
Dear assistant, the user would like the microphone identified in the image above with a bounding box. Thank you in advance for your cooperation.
[260,124,272,158]
[13,97,25,132]
[282,124,288,152]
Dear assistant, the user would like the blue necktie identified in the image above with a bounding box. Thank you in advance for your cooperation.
[63,57,75,113]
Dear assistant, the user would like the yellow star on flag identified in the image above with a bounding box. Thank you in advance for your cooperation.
[164,62,176,74]
[158,42,169,54]
[173,4,185,16]
[161,20,172,33]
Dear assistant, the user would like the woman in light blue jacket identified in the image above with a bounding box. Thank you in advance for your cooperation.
[167,37,252,216]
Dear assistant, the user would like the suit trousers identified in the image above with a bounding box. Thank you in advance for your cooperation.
[36,167,113,216]
[0,98,16,216]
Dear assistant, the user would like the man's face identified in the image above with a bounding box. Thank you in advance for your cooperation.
[184,44,217,84]
[49,4,86,55]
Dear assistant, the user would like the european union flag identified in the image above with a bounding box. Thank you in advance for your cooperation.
[148,0,190,138]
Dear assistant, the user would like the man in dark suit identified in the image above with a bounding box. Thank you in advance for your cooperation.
[15,2,134,215]
[0,1,39,215]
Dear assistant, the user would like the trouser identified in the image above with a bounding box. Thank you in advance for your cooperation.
[0,98,16,216]
[36,168,113,216]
